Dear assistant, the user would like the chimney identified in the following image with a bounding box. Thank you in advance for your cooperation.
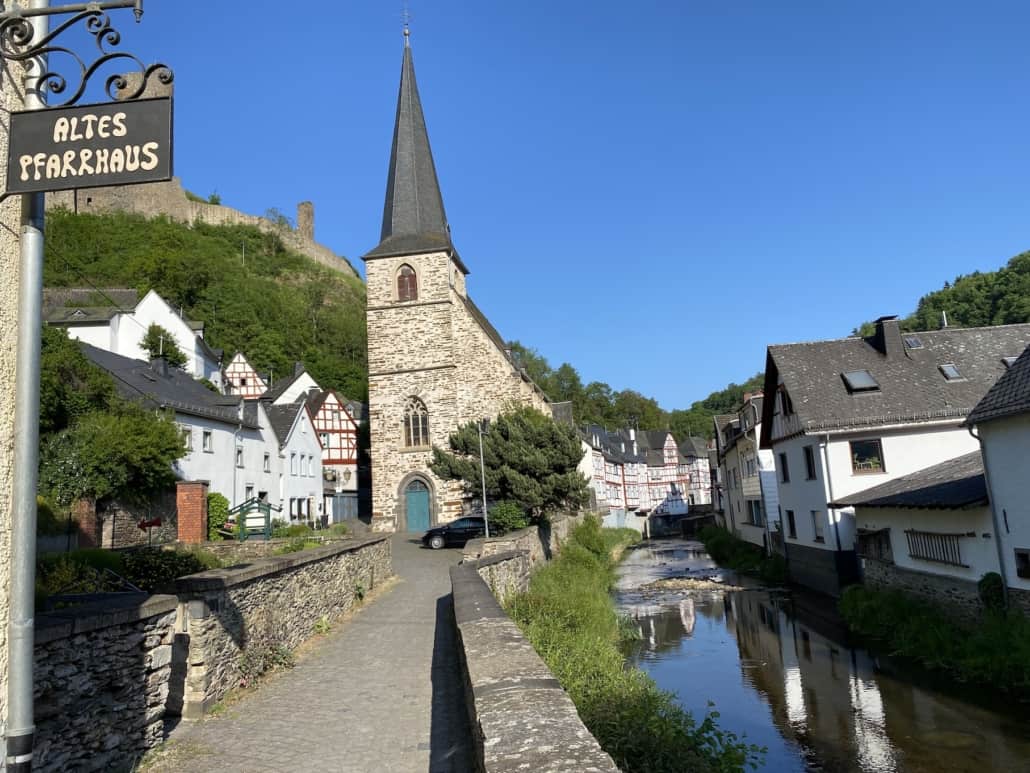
[150,357,168,378]
[872,315,903,358]
[294,361,305,377]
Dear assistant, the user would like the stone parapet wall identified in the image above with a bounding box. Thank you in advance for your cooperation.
[25,536,391,771]
[862,558,982,620]
[463,511,584,568]
[470,551,532,606]
[176,536,391,716]
[33,595,180,772]
[450,563,617,773]
[177,534,351,564]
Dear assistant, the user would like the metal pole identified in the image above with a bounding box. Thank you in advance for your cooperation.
[478,420,489,538]
[8,3,48,770]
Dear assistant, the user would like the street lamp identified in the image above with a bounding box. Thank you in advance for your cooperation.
[478,418,490,538]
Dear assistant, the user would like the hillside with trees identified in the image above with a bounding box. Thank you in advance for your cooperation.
[855,249,1030,336]
[45,208,368,401]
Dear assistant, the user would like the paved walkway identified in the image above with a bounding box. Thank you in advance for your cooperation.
[149,535,475,773]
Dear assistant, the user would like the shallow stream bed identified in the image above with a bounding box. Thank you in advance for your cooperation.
[615,538,1030,772]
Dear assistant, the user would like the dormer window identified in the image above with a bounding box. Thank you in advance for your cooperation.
[397,265,418,302]
[842,370,880,393]
[939,363,964,381]
[779,389,794,416]
[904,335,923,349]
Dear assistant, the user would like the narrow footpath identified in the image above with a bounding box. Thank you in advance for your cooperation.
[147,535,476,773]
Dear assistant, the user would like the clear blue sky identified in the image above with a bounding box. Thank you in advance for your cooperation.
[94,1,1030,410]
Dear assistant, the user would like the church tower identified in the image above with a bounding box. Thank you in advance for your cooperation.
[363,31,550,533]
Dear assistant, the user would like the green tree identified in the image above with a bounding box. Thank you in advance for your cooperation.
[39,404,186,506]
[430,406,589,520]
[140,323,188,368]
[40,325,116,435]
[207,492,230,540]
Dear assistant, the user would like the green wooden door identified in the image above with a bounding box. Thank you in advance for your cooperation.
[405,480,430,532]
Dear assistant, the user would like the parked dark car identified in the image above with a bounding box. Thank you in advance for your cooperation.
[421,517,486,549]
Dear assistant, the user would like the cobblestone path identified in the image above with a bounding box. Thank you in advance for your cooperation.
[147,534,476,773]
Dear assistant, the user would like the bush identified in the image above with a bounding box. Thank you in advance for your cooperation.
[839,585,1030,696]
[275,538,320,554]
[698,525,786,584]
[273,523,312,539]
[121,548,211,593]
[327,523,349,537]
[508,517,763,772]
[488,501,529,534]
[207,492,230,541]
[978,572,1005,613]
[37,495,67,537]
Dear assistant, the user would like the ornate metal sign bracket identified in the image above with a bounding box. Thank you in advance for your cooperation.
[0,0,173,107]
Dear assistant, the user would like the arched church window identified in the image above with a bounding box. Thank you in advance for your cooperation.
[403,397,429,448]
[397,265,418,302]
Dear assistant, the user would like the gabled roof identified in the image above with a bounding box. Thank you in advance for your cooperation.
[965,344,1030,426]
[830,452,987,510]
[79,343,254,428]
[44,306,121,324]
[760,320,1030,446]
[679,436,708,459]
[364,40,460,266]
[265,403,303,446]
[261,371,304,403]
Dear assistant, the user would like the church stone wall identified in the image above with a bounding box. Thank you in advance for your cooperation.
[366,250,552,533]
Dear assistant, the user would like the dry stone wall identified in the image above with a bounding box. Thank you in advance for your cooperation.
[47,179,358,278]
[862,557,982,620]
[177,536,391,715]
[32,595,179,772]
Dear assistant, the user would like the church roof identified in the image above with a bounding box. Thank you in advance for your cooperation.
[365,39,462,267]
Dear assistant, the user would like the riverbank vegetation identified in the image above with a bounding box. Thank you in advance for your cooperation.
[699,525,787,585]
[508,518,764,772]
[839,584,1030,697]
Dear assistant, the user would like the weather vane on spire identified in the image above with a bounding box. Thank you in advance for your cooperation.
[402,2,411,44]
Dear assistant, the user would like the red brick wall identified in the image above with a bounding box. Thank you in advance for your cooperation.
[71,497,99,547]
[176,481,209,544]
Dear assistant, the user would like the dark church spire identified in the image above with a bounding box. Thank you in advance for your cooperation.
[365,34,457,261]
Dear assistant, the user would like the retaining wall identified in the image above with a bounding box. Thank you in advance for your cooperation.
[28,535,391,770]
[33,595,180,772]
[451,513,617,772]
[862,557,983,620]
[176,535,390,716]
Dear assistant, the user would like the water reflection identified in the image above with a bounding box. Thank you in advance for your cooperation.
[617,540,1030,772]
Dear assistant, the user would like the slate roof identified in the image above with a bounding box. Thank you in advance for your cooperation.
[761,320,1030,445]
[679,436,708,459]
[346,400,368,424]
[965,344,1030,426]
[44,306,121,324]
[364,42,464,270]
[79,343,254,428]
[830,452,987,510]
[265,403,302,446]
[261,372,304,403]
[579,425,645,464]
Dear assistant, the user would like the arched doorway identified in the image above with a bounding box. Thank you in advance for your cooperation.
[404,479,431,533]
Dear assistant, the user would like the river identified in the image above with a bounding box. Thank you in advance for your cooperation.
[614,538,1030,773]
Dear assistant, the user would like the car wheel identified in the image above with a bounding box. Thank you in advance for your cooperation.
[429,535,445,550]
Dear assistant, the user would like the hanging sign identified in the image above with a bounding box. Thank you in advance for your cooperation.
[5,96,172,195]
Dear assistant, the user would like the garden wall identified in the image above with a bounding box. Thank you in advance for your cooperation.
[28,535,391,771]
[177,535,391,716]
[33,594,180,772]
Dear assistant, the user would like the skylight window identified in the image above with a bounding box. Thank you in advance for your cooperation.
[939,363,964,381]
[842,370,880,393]
[1002,356,1018,368]
[904,335,924,349]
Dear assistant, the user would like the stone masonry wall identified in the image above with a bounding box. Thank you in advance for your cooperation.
[451,525,617,772]
[177,536,391,715]
[47,179,358,279]
[862,557,983,621]
[464,512,584,568]
[32,595,180,773]
[366,248,551,533]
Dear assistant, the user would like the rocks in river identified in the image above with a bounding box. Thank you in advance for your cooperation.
[642,576,747,593]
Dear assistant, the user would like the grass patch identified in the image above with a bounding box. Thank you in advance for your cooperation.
[698,525,786,584]
[507,517,764,772]
[839,585,1030,697]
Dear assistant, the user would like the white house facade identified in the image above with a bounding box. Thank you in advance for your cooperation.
[265,401,324,525]
[46,288,223,388]
[965,344,1030,616]
[224,352,268,399]
[761,316,1030,596]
